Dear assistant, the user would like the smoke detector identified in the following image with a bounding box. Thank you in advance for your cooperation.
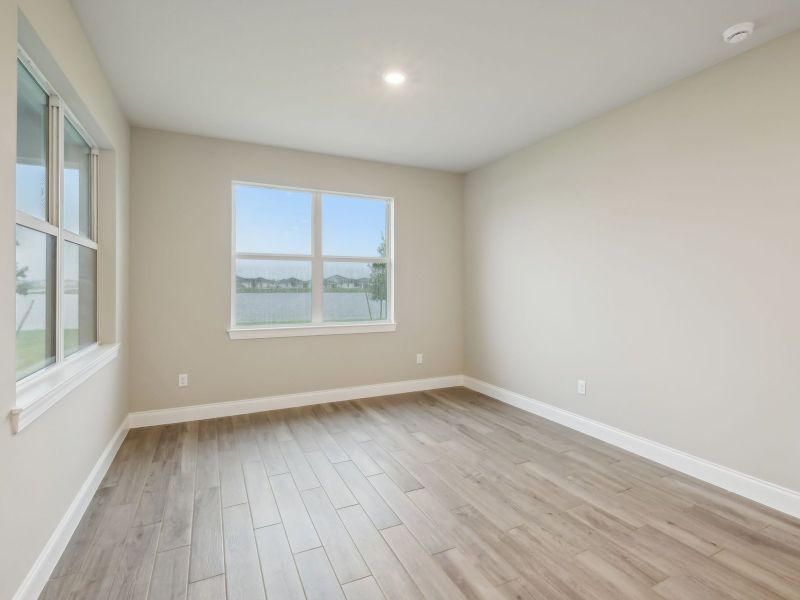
[723,22,754,44]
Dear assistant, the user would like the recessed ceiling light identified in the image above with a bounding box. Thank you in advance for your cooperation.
[383,71,407,86]
[722,22,754,44]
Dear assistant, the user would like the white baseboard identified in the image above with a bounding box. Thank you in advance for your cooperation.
[463,376,800,519]
[128,375,464,428]
[13,417,129,600]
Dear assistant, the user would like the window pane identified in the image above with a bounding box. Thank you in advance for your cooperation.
[16,61,49,220]
[64,119,92,237]
[235,260,311,325]
[322,194,387,257]
[16,225,56,380]
[235,184,312,255]
[64,242,97,356]
[323,261,388,322]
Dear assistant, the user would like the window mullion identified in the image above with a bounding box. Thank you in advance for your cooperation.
[385,197,393,323]
[319,255,386,263]
[63,230,98,250]
[91,147,99,344]
[47,95,59,226]
[91,148,99,242]
[15,211,59,236]
[50,95,65,365]
[311,192,323,323]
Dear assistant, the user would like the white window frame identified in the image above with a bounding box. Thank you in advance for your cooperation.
[12,47,118,433]
[228,181,396,339]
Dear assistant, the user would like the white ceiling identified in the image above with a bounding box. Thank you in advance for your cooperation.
[71,0,800,172]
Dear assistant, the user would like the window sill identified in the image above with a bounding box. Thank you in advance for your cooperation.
[11,343,121,433]
[228,322,397,339]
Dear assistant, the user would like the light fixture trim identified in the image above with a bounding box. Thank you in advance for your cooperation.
[383,71,407,86]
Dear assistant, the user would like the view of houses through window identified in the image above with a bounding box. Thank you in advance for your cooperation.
[233,183,391,327]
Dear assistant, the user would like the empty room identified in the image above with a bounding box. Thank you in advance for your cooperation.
[3,0,800,599]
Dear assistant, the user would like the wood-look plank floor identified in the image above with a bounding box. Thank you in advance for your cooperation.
[41,387,800,599]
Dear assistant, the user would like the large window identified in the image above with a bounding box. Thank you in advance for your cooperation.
[230,183,394,337]
[16,53,98,381]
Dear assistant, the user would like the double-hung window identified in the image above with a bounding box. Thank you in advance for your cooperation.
[15,52,98,382]
[229,182,394,338]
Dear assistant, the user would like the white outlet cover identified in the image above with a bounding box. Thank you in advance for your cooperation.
[577,379,587,395]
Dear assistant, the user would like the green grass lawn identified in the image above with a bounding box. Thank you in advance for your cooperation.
[16,329,79,380]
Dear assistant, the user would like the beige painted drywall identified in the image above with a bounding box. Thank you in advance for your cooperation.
[1,1,130,597]
[129,128,463,412]
[464,30,800,492]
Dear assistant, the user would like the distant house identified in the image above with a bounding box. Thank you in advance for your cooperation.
[236,276,310,290]
[324,275,368,289]
[236,276,273,290]
[278,277,309,289]
[237,274,372,291]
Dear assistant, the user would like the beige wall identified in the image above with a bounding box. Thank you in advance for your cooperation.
[129,128,463,412]
[464,30,800,492]
[0,1,130,597]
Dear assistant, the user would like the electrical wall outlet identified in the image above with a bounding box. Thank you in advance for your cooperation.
[416,353,424,365]
[178,373,189,387]
[577,379,586,395]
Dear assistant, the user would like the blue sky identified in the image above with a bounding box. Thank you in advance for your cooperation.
[321,193,386,257]
[235,186,313,255]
